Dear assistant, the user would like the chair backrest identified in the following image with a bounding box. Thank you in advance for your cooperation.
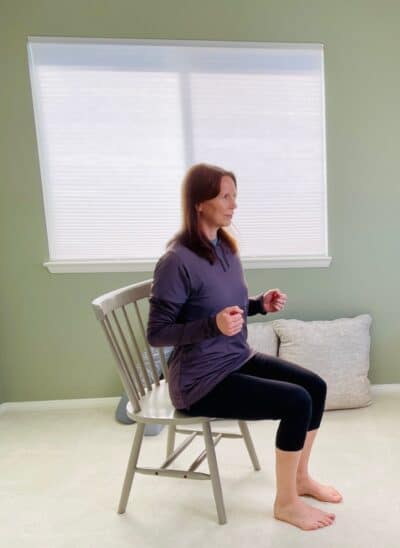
[92,279,169,414]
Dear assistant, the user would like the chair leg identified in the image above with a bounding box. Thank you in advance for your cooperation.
[238,420,261,471]
[203,422,227,525]
[166,424,176,459]
[118,422,145,514]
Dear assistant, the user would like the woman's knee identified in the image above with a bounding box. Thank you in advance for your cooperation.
[276,387,312,450]
[307,374,327,428]
[287,385,313,417]
[310,373,327,402]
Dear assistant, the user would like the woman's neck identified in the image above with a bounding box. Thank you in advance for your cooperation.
[198,220,218,241]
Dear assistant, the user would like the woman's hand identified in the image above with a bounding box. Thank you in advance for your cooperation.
[216,306,244,336]
[263,289,287,313]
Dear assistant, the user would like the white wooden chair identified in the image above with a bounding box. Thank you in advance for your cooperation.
[92,279,260,524]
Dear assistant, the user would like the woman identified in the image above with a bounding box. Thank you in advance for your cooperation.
[147,163,342,530]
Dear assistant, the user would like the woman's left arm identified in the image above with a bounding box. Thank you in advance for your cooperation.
[248,289,288,316]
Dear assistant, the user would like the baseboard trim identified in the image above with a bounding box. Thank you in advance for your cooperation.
[370,384,400,393]
[0,396,120,414]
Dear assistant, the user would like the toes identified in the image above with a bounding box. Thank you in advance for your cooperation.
[315,511,334,526]
[329,487,343,500]
[317,510,335,524]
[317,517,334,527]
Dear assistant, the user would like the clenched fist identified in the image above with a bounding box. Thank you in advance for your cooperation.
[263,289,287,313]
[216,306,244,336]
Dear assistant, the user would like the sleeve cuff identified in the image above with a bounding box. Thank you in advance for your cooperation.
[209,316,223,335]
[255,294,267,315]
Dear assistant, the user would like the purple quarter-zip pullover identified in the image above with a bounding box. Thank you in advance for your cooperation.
[147,240,266,409]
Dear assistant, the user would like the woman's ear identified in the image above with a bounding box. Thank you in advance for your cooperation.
[195,203,203,213]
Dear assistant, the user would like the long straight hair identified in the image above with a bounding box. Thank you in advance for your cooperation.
[169,163,238,263]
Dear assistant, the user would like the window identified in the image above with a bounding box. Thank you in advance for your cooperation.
[28,38,330,272]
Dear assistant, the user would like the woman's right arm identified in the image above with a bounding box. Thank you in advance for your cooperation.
[147,250,221,347]
[147,297,220,347]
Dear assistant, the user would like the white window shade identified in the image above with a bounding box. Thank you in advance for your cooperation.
[27,38,329,272]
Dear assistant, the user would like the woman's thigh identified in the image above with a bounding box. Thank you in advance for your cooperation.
[186,369,311,421]
[239,352,325,392]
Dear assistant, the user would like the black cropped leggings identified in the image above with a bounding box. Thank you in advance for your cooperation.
[185,353,327,452]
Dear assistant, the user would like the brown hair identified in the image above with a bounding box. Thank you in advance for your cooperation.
[169,163,238,263]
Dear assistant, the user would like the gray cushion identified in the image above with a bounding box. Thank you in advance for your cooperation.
[272,314,372,410]
[247,321,278,356]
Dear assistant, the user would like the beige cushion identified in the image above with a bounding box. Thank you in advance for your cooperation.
[247,321,278,356]
[272,315,372,410]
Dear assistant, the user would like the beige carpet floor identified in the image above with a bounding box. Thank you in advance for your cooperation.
[0,384,399,548]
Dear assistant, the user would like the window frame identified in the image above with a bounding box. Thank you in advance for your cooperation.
[28,36,331,273]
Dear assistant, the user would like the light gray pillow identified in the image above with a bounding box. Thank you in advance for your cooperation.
[272,314,372,410]
[247,321,278,357]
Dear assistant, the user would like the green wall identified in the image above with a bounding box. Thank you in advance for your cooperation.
[1,0,399,402]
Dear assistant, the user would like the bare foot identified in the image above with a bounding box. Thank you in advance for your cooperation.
[297,476,343,503]
[274,497,335,531]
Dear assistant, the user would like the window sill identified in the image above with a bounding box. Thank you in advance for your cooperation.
[44,256,332,273]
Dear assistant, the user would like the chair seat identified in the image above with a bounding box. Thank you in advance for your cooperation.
[126,380,214,425]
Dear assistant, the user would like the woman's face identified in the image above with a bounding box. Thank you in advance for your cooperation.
[197,175,237,238]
